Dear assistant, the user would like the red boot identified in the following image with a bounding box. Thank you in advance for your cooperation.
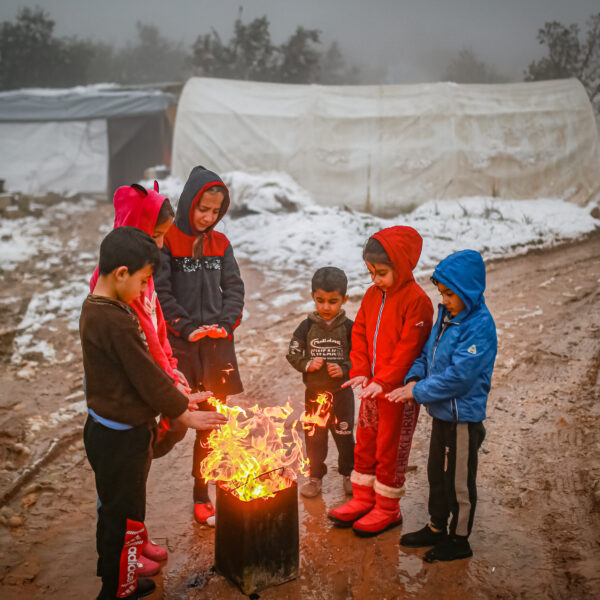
[352,493,402,537]
[137,554,161,577]
[141,539,168,562]
[328,484,375,528]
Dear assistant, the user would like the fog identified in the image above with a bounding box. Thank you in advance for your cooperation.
[0,0,598,82]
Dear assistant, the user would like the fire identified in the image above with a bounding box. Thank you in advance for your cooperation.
[199,397,309,502]
[300,392,335,436]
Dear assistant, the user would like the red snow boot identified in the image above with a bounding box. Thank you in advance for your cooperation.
[352,493,402,537]
[327,484,375,528]
[141,539,168,562]
[136,554,160,577]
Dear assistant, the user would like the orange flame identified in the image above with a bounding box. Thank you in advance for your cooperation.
[199,397,309,501]
[300,392,333,436]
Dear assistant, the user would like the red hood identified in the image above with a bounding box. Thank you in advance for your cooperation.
[113,182,168,235]
[90,182,167,292]
[372,226,423,293]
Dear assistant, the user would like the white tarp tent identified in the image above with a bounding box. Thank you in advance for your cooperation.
[0,85,176,197]
[172,77,600,216]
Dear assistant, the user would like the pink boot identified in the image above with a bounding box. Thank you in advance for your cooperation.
[141,539,168,562]
[328,484,375,528]
[352,493,402,537]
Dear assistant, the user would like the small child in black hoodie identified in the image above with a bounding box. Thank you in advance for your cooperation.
[287,267,355,498]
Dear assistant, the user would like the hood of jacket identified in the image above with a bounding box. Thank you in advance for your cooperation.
[174,166,230,236]
[433,249,486,314]
[113,182,168,236]
[372,226,423,294]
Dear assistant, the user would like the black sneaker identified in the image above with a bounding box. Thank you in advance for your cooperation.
[400,524,447,548]
[424,537,473,563]
[131,578,156,598]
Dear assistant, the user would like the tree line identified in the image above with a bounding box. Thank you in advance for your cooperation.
[0,7,598,113]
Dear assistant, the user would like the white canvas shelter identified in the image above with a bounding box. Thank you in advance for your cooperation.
[0,85,175,197]
[173,77,600,216]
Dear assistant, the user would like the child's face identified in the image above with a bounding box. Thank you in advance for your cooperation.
[115,264,154,305]
[311,289,348,321]
[437,283,466,316]
[152,217,173,249]
[193,191,224,232]
[366,261,394,292]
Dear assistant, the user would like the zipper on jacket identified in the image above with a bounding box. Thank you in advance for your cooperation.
[428,315,456,377]
[371,292,386,377]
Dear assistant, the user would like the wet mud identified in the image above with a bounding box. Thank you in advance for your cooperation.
[0,200,598,599]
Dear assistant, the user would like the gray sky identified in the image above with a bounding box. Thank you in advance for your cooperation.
[1,0,597,81]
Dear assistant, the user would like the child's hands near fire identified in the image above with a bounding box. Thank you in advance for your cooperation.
[188,324,227,341]
[176,381,191,395]
[386,382,415,403]
[206,326,228,338]
[176,409,227,430]
[357,381,383,400]
[187,390,215,410]
[342,375,368,389]
[327,362,343,378]
[173,369,190,389]
[306,357,325,372]
[188,326,211,341]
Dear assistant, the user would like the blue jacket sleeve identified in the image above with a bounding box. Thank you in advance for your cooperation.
[412,320,496,404]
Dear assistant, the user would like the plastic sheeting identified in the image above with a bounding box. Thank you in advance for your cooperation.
[0,87,176,121]
[172,77,600,215]
[0,120,108,195]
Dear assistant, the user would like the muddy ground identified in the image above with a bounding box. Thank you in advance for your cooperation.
[0,199,598,600]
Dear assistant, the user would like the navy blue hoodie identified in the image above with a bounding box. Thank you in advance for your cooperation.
[406,250,497,422]
[155,166,244,339]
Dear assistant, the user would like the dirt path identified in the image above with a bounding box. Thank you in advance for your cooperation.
[0,200,598,599]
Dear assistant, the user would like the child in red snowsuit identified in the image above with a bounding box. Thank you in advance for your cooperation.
[328,226,433,536]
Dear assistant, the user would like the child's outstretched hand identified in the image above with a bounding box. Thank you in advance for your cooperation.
[327,362,343,378]
[342,375,368,389]
[306,357,325,372]
[176,409,227,430]
[176,380,191,395]
[386,382,415,403]
[357,381,383,400]
[187,390,215,410]
[173,369,190,389]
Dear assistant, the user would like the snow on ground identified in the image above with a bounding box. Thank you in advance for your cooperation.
[3,172,599,366]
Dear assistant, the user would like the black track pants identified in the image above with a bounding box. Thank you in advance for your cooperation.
[84,416,154,599]
[305,386,355,479]
[427,418,485,537]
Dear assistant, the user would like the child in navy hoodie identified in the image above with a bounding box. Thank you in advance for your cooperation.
[388,249,497,562]
[155,166,244,525]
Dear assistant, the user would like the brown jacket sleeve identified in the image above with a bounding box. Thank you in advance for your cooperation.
[106,307,188,419]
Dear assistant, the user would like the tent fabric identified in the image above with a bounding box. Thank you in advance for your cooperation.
[172,77,600,215]
[0,87,176,121]
[0,86,175,196]
[0,120,108,195]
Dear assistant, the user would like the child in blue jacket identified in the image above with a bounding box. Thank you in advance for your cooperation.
[387,249,497,562]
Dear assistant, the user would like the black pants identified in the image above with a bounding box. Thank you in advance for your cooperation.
[191,396,223,503]
[305,387,355,479]
[84,416,154,600]
[428,418,486,538]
